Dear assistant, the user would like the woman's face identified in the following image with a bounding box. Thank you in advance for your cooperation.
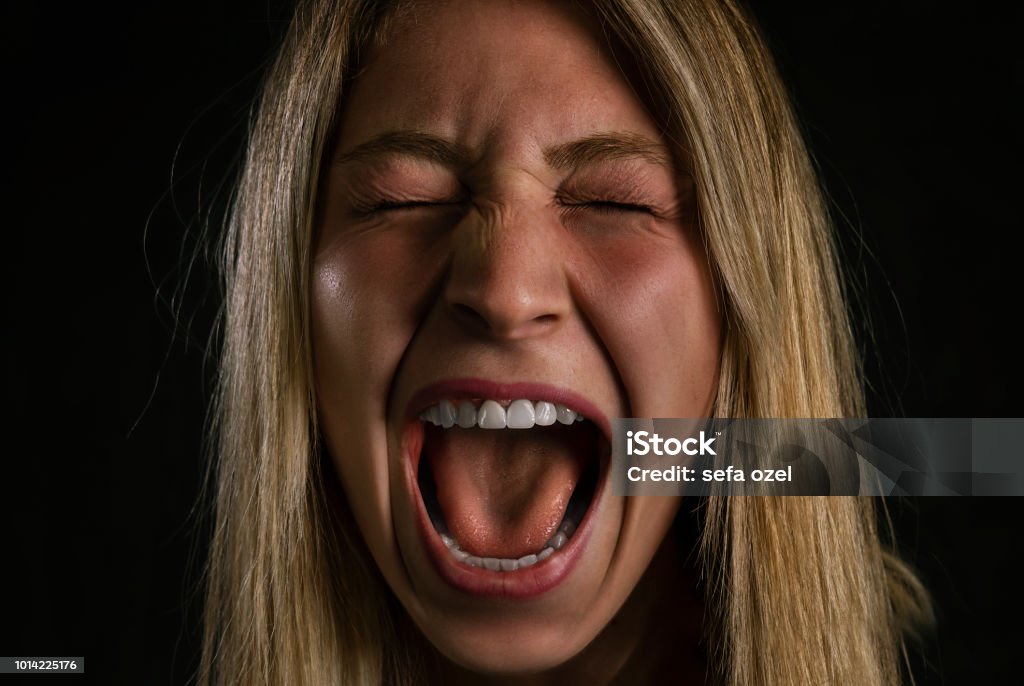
[313,0,720,674]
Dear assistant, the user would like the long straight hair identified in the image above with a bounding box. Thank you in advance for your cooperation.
[201,1,929,683]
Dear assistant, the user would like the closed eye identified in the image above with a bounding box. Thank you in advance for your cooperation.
[371,199,448,212]
[562,200,655,215]
[355,198,465,217]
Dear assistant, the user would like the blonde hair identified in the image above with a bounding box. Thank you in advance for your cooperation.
[201,0,929,683]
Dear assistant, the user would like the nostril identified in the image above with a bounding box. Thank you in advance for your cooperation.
[450,300,562,339]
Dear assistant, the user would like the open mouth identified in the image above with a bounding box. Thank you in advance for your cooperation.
[403,383,610,596]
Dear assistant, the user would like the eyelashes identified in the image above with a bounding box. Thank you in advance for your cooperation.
[368,199,451,212]
[355,197,655,217]
[559,199,655,216]
[351,198,463,217]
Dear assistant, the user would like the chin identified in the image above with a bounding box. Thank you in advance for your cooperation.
[425,617,596,675]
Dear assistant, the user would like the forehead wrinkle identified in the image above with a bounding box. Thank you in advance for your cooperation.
[333,130,470,168]
[544,132,670,170]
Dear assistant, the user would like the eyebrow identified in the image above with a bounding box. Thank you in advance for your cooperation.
[334,131,469,167]
[543,132,671,170]
[333,130,671,170]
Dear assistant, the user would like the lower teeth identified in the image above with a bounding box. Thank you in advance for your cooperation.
[440,518,578,571]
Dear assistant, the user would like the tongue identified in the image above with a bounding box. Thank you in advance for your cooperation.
[426,423,588,559]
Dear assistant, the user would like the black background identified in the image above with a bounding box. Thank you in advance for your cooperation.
[5,2,1020,684]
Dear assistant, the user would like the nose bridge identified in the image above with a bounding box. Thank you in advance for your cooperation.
[445,191,569,340]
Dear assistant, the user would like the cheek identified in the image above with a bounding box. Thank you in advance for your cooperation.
[311,234,436,491]
[312,232,443,416]
[581,231,721,416]
[312,233,446,571]
[311,254,395,523]
[312,256,397,418]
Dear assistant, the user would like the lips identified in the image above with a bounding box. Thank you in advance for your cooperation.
[401,379,611,597]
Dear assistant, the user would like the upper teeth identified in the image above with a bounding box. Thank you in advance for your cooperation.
[420,399,585,429]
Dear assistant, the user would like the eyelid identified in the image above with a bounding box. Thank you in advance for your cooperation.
[564,200,654,214]
[376,199,446,210]
[342,167,467,215]
[554,189,658,217]
[353,196,467,217]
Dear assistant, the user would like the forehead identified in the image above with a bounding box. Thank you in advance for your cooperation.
[335,0,660,158]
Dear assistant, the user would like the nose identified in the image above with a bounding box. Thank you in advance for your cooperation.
[444,202,570,340]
